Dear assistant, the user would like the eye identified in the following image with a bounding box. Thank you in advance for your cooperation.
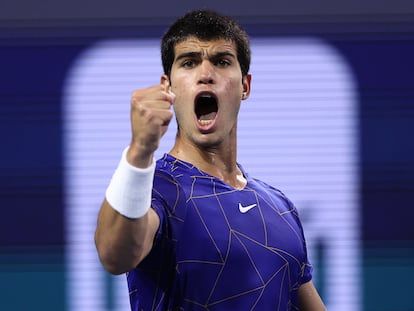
[216,59,231,67]
[182,59,196,68]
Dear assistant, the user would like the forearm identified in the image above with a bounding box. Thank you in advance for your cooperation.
[95,199,159,275]
[95,84,173,274]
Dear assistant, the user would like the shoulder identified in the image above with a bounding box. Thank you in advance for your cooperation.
[152,154,192,215]
[154,154,193,188]
[248,176,300,217]
[249,176,292,201]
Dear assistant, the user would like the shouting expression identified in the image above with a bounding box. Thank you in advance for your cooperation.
[164,37,251,149]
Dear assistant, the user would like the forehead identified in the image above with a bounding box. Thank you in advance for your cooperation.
[173,37,237,56]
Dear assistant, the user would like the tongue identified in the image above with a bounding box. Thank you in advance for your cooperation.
[199,112,217,121]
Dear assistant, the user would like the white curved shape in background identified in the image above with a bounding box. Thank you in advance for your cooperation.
[63,38,360,311]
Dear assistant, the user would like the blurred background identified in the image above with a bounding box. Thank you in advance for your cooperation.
[1,1,414,310]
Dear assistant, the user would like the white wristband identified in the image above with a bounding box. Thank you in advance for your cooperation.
[105,147,155,219]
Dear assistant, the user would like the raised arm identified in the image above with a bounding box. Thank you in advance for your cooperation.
[95,82,175,275]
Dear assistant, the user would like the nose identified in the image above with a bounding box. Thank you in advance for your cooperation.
[198,60,214,84]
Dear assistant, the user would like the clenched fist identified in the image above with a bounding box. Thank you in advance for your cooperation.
[127,84,175,168]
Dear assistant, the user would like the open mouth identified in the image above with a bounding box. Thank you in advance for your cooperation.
[195,93,218,126]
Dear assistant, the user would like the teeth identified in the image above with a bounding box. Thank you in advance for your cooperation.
[198,119,213,125]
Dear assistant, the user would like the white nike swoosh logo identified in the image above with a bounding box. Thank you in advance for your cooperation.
[238,203,257,213]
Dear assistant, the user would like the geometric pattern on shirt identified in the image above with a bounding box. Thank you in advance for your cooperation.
[127,155,311,311]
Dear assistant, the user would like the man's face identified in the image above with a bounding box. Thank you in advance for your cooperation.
[165,37,251,149]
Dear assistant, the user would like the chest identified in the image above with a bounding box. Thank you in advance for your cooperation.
[174,176,306,270]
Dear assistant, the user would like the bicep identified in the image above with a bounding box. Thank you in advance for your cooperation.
[145,207,161,249]
[298,281,327,311]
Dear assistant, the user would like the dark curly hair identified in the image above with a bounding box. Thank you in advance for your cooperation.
[161,10,251,78]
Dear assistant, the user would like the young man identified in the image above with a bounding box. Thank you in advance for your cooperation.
[95,10,326,311]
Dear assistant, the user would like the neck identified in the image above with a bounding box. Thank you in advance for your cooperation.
[169,139,246,189]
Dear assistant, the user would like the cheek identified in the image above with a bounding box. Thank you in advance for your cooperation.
[172,95,193,126]
[171,77,194,103]
[224,76,243,95]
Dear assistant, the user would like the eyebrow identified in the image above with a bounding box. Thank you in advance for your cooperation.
[175,51,236,62]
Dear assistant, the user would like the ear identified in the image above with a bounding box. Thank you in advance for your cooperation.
[160,74,171,91]
[241,73,252,100]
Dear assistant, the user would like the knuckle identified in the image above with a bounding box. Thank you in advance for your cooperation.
[131,89,145,101]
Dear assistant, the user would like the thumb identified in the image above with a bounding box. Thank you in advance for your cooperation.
[168,90,176,104]
[160,76,175,104]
